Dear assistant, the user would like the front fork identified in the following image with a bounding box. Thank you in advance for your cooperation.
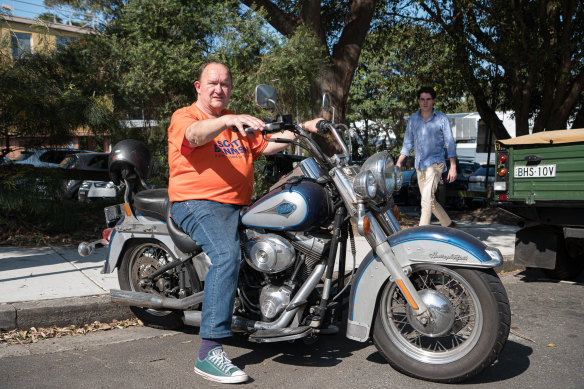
[356,205,432,324]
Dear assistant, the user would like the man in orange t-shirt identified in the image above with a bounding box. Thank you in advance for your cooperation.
[169,62,322,384]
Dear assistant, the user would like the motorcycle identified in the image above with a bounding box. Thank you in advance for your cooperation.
[79,85,510,383]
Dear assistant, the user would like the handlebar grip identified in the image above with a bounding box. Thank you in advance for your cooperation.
[316,120,331,134]
[232,125,253,133]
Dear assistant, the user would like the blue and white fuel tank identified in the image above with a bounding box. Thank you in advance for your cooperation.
[241,179,331,231]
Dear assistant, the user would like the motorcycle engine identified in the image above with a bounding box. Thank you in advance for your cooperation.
[260,284,293,320]
[243,232,296,273]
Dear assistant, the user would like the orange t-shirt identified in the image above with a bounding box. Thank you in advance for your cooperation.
[168,103,269,205]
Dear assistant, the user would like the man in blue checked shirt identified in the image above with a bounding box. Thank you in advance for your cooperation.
[396,86,457,228]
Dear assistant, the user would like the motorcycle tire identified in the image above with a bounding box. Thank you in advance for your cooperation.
[372,265,510,383]
[118,240,200,330]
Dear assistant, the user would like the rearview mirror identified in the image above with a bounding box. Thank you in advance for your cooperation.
[322,93,330,111]
[255,85,277,109]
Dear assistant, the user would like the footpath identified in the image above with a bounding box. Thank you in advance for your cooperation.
[0,221,519,332]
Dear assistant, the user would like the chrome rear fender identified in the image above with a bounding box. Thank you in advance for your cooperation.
[346,226,503,342]
[103,215,179,274]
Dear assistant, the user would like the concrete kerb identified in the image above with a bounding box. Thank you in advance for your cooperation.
[0,296,134,332]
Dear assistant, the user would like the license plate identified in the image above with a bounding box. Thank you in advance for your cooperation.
[514,165,556,178]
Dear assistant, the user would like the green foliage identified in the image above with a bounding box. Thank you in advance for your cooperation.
[0,43,120,155]
[252,155,269,200]
[230,26,327,123]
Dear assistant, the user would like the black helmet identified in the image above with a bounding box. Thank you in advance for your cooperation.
[109,139,152,185]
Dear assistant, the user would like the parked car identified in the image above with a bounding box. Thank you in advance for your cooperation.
[59,152,109,199]
[78,180,120,202]
[468,164,495,207]
[14,148,89,168]
[393,169,417,205]
[409,160,480,209]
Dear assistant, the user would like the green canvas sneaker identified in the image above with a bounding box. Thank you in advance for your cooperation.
[194,347,249,384]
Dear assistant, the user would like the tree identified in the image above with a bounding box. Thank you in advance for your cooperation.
[395,0,584,138]
[242,0,380,153]
[0,46,118,157]
[52,0,326,163]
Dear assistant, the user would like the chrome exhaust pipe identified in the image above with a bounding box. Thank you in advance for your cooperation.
[110,289,203,310]
[183,311,202,326]
[78,239,108,257]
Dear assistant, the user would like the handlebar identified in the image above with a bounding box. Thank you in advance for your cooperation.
[316,120,331,134]
[232,121,297,134]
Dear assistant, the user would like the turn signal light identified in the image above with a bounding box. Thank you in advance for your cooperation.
[498,168,507,177]
[498,154,507,164]
[392,204,399,220]
[362,215,371,235]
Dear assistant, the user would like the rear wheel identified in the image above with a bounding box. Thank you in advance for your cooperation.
[372,265,510,383]
[118,241,201,329]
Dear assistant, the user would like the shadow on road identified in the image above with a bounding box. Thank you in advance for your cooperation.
[464,341,532,384]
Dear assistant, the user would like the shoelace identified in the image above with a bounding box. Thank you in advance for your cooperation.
[208,349,237,373]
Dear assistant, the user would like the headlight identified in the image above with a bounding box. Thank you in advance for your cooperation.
[354,171,377,199]
[360,151,398,199]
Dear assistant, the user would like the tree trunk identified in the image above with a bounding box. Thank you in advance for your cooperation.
[243,0,377,155]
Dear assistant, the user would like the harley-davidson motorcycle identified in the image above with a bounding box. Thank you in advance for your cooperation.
[79,85,510,383]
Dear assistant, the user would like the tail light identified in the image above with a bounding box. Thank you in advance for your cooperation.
[494,149,509,197]
[102,228,113,241]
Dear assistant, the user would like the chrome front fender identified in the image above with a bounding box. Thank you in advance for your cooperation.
[346,226,503,342]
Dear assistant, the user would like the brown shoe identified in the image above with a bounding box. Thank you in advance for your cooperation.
[448,221,458,228]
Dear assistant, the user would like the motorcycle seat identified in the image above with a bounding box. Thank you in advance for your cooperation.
[133,189,202,254]
[134,189,168,220]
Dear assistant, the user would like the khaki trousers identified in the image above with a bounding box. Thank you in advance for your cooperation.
[416,162,452,226]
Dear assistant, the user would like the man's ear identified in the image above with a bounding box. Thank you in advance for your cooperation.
[194,81,200,92]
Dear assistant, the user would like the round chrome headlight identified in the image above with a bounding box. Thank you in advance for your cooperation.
[360,151,397,198]
[354,171,377,200]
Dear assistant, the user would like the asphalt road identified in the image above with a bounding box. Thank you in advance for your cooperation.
[1,269,583,389]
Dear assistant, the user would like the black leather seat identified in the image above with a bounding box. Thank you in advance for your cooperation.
[133,189,202,254]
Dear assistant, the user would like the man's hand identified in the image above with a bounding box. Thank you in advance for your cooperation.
[222,114,265,135]
[395,154,406,169]
[446,164,457,183]
[185,114,265,148]
[300,117,325,134]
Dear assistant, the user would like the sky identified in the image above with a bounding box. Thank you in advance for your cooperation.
[1,0,95,25]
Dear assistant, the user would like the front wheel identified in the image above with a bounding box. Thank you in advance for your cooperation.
[118,241,201,329]
[372,265,510,383]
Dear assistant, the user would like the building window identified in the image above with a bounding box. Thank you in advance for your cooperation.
[11,32,32,58]
[56,36,76,50]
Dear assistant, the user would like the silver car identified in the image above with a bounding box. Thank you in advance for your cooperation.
[78,180,119,202]
[468,164,495,206]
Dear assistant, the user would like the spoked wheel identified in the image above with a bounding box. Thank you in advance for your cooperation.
[373,264,510,383]
[118,241,201,329]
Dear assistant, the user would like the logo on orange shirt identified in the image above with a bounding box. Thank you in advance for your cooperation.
[214,139,249,159]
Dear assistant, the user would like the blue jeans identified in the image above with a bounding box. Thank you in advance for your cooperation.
[171,200,242,339]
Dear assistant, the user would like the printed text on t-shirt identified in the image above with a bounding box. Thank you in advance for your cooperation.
[214,139,249,158]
